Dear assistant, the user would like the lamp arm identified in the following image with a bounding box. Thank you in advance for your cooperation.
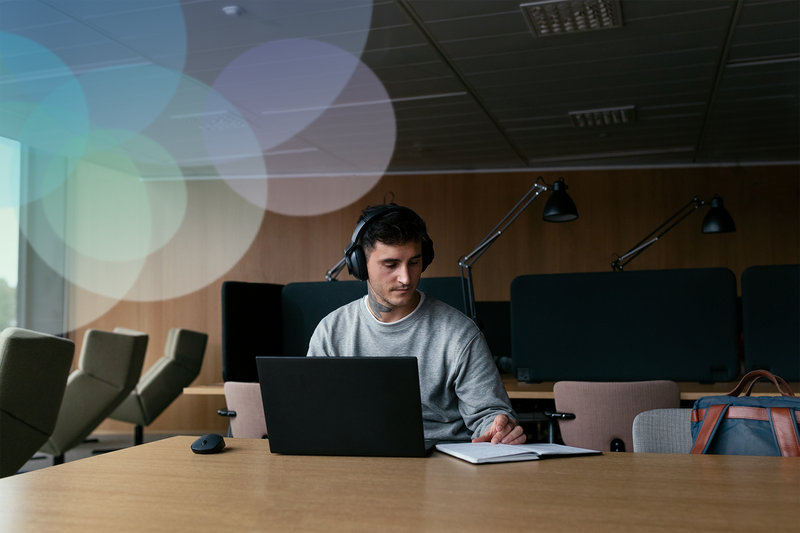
[459,180,549,321]
[611,197,705,271]
[325,256,347,281]
[460,182,548,268]
[460,263,477,322]
[614,236,659,263]
[460,231,503,267]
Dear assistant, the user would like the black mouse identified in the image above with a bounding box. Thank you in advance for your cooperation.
[191,433,226,454]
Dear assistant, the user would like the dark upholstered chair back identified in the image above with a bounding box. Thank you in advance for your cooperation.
[0,328,74,477]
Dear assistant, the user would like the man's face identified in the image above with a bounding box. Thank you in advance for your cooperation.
[365,240,423,312]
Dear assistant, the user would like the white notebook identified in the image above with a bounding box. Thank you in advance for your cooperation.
[435,442,601,464]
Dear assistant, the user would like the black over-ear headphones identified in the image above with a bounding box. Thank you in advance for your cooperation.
[344,205,434,281]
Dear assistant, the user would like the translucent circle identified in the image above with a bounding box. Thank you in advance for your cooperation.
[201,87,270,207]
[122,177,266,302]
[18,187,146,301]
[76,65,184,144]
[66,249,147,301]
[0,32,90,206]
[211,39,362,152]
[0,134,22,210]
[0,32,77,104]
[39,130,187,263]
[142,72,268,183]
[65,286,130,335]
[0,98,89,208]
[50,0,187,72]
[262,60,396,216]
[206,0,372,71]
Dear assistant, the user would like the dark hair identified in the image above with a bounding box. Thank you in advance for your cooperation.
[359,203,428,256]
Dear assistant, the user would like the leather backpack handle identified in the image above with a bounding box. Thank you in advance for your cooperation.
[728,370,796,398]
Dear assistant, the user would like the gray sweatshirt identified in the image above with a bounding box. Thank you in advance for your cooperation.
[307,292,516,441]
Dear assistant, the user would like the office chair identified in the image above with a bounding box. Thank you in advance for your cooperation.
[632,408,693,453]
[109,328,208,445]
[39,328,148,464]
[546,380,680,452]
[0,328,74,477]
[218,381,267,439]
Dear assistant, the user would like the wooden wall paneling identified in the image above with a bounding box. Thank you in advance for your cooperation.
[65,165,797,433]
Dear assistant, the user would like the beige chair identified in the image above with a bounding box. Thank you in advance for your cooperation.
[0,328,74,477]
[109,328,208,445]
[219,382,267,439]
[39,328,148,464]
[548,381,681,452]
[632,408,693,453]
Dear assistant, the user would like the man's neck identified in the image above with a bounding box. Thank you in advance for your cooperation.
[367,290,420,323]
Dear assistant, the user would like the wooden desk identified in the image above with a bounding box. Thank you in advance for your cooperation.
[501,375,800,400]
[185,377,800,400]
[183,383,225,396]
[0,437,796,533]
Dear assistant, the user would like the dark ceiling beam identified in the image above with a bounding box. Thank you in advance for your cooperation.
[693,0,744,163]
[393,0,531,167]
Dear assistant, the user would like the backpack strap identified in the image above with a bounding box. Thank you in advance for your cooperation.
[731,370,795,397]
[691,404,729,454]
[770,407,800,457]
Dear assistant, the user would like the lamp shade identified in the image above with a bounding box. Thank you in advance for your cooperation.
[701,195,736,233]
[542,178,579,222]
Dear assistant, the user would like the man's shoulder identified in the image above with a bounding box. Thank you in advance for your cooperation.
[322,297,364,322]
[420,294,479,333]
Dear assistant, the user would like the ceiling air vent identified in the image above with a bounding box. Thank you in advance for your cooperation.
[521,0,623,37]
[569,106,635,127]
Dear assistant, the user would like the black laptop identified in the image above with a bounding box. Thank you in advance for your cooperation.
[255,357,436,457]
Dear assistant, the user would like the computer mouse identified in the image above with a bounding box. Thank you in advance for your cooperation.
[191,433,226,454]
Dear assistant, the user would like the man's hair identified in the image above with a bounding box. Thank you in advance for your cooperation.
[359,203,428,257]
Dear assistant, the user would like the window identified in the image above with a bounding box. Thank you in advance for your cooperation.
[0,136,21,329]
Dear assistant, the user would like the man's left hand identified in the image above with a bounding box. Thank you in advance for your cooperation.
[472,414,526,445]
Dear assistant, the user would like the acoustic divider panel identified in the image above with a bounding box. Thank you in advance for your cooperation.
[223,277,468,382]
[280,277,467,358]
[417,276,466,315]
[475,302,512,361]
[510,268,740,383]
[741,264,800,381]
[221,281,284,383]
[281,280,367,358]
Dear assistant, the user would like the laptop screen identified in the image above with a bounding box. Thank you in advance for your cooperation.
[255,357,432,457]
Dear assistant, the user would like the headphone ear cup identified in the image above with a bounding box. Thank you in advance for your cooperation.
[346,245,369,281]
[421,235,434,272]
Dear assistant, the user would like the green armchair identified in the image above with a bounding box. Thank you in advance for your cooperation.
[39,328,148,464]
[0,328,74,477]
[109,328,208,445]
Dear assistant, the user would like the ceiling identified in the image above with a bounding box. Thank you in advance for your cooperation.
[373,0,800,171]
[1,0,798,179]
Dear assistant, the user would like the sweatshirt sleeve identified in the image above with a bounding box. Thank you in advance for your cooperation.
[453,332,517,439]
[306,319,333,357]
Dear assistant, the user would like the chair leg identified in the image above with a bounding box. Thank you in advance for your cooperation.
[53,454,64,465]
[135,425,144,446]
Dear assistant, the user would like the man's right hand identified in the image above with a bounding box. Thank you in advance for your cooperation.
[472,414,526,445]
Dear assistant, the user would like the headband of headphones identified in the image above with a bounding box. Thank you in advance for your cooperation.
[347,205,414,251]
[344,205,434,281]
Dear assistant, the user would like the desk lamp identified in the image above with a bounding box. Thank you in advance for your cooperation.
[459,177,578,323]
[325,256,347,281]
[610,194,735,271]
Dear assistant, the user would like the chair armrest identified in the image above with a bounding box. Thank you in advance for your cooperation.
[543,411,576,444]
[544,411,576,420]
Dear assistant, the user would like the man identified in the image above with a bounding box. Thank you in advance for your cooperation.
[307,203,525,445]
